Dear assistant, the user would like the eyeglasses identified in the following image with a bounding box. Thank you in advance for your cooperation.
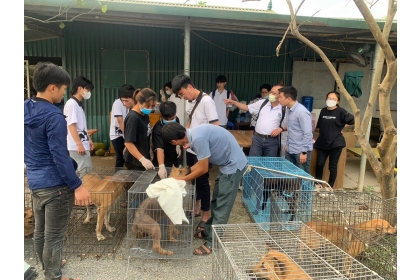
[178,88,186,97]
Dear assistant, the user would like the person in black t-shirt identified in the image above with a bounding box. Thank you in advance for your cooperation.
[314,91,355,188]
[152,101,182,179]
[123,88,158,170]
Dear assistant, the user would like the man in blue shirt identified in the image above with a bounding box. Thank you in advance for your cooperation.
[161,123,248,256]
[277,86,313,174]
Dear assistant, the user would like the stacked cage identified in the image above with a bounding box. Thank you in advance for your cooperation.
[212,222,384,280]
[293,190,397,280]
[243,157,314,226]
[64,167,139,259]
[24,172,36,263]
[126,167,195,260]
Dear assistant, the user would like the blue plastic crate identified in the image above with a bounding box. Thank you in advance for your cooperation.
[243,157,314,226]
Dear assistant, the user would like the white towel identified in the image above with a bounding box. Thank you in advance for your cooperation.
[146,178,189,225]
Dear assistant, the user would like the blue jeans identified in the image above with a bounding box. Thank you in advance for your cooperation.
[31,185,75,280]
[285,151,312,174]
[249,134,279,157]
[316,147,343,187]
[111,136,125,167]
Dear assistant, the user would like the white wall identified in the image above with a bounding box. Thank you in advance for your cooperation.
[291,60,397,128]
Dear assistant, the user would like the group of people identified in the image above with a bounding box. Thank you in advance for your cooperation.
[24,60,354,278]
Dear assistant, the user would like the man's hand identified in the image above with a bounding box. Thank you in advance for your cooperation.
[160,89,166,102]
[77,143,86,155]
[74,185,92,206]
[89,139,94,151]
[176,145,182,157]
[158,164,167,179]
[223,98,236,106]
[270,128,283,137]
[300,153,307,164]
[139,157,155,170]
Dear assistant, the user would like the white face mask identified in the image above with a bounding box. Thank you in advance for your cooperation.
[326,100,337,107]
[82,91,91,100]
[268,94,276,103]
[166,90,172,95]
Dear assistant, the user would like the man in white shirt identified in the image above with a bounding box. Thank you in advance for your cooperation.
[171,74,219,232]
[210,75,232,128]
[63,76,95,174]
[161,81,186,126]
[110,84,135,167]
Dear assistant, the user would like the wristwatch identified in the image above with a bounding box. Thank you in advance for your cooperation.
[301,152,307,155]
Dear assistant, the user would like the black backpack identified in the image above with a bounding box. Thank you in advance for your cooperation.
[211,89,231,100]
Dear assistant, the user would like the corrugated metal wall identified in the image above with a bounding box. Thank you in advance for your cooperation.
[23,21,322,146]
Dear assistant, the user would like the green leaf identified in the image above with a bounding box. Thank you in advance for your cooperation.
[101,5,108,13]
[24,24,29,31]
[59,22,65,29]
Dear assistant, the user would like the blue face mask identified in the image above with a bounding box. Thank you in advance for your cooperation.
[162,118,177,124]
[141,108,153,115]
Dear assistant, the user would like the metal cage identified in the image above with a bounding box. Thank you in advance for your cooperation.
[212,222,384,280]
[126,167,195,260]
[243,157,314,226]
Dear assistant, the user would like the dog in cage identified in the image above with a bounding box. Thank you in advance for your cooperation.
[299,218,396,276]
[81,174,126,241]
[131,165,190,255]
[246,249,312,279]
[261,177,302,221]
[24,208,34,237]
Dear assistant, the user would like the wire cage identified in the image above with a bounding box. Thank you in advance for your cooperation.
[212,222,385,280]
[292,190,397,280]
[64,167,136,259]
[243,157,314,226]
[126,167,195,260]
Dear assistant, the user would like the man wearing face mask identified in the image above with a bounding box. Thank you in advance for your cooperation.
[224,83,285,157]
[64,76,95,174]
[160,82,185,126]
[151,101,182,179]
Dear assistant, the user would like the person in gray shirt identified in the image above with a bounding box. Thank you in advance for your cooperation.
[161,123,248,256]
[277,86,313,174]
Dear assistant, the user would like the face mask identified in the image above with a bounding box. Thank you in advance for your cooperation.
[162,118,177,124]
[264,96,269,100]
[326,100,337,107]
[268,94,276,103]
[141,108,153,115]
[166,91,172,95]
[82,91,91,100]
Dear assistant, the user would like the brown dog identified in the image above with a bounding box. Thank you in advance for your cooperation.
[24,208,34,237]
[299,219,396,275]
[81,174,126,241]
[246,250,312,279]
[131,165,190,255]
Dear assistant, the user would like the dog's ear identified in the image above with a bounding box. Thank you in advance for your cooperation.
[271,255,287,276]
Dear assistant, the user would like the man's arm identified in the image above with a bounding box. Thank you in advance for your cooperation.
[124,142,144,161]
[176,157,209,181]
[68,123,85,154]
[116,116,124,133]
[223,99,249,112]
[156,148,165,166]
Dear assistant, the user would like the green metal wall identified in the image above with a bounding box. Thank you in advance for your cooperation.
[23,21,295,146]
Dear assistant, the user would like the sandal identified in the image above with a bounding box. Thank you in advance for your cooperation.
[194,221,207,239]
[193,242,212,256]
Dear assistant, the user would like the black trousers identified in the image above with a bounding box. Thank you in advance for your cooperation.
[315,146,343,187]
[186,151,210,211]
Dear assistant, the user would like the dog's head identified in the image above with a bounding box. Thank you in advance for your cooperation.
[370,219,397,235]
[246,251,291,280]
[24,208,33,221]
[169,165,191,178]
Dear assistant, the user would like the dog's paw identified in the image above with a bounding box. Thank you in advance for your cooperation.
[83,218,90,224]
[169,237,178,243]
[106,226,116,232]
[96,234,107,241]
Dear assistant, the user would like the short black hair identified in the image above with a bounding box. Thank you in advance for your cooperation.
[215,75,227,83]
[120,84,135,99]
[159,101,177,119]
[259,83,272,92]
[279,86,298,101]
[70,76,94,95]
[32,62,71,93]
[134,88,158,105]
[161,122,186,143]
[164,82,172,89]
[326,91,341,102]
[171,74,195,94]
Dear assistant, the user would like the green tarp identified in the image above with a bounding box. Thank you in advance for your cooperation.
[343,71,364,98]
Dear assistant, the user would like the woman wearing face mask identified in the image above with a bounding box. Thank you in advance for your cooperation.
[123,88,158,170]
[313,91,354,189]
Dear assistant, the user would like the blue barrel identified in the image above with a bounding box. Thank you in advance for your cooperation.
[301,96,314,112]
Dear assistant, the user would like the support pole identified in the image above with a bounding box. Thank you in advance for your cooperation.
[183,20,191,167]
[357,43,380,192]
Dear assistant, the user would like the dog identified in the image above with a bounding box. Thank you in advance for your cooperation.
[131,165,190,255]
[24,208,34,237]
[299,219,396,276]
[81,174,127,241]
[246,250,312,279]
